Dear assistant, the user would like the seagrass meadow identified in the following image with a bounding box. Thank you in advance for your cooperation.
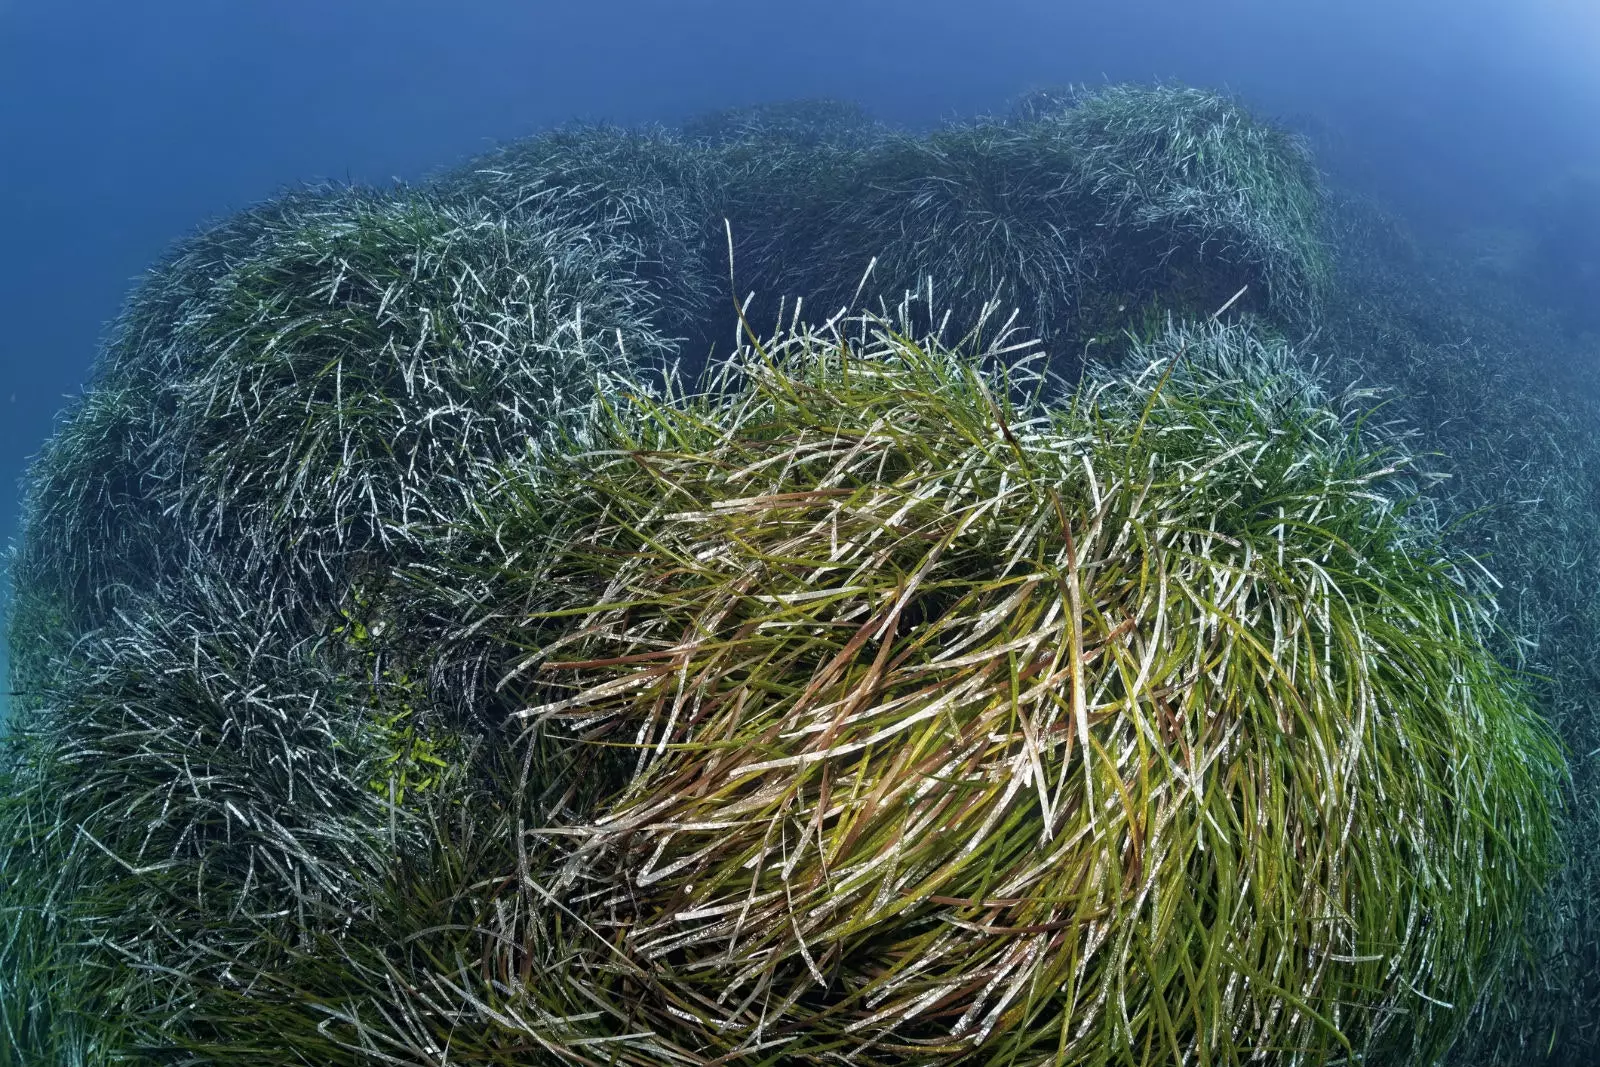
[1,84,1596,1067]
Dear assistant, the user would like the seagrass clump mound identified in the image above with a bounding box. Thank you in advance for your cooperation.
[0,571,427,1065]
[805,122,1103,344]
[1313,194,1600,1064]
[431,125,725,341]
[152,187,665,607]
[5,381,176,708]
[1046,84,1329,324]
[5,182,656,704]
[100,187,363,389]
[439,315,1560,1066]
[5,188,354,706]
[677,100,886,338]
[767,85,1327,359]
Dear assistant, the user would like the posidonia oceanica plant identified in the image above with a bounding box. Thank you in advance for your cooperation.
[381,314,1561,1067]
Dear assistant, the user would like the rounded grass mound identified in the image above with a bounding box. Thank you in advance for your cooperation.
[431,125,725,342]
[728,85,1328,359]
[6,382,177,707]
[5,188,354,706]
[1314,194,1600,1063]
[100,187,363,389]
[0,573,419,1065]
[808,122,1101,344]
[5,185,665,706]
[157,189,666,604]
[467,317,1562,1065]
[0,307,1567,1066]
[1059,85,1329,321]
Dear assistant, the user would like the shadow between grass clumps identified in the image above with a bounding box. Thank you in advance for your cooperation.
[419,84,1327,380]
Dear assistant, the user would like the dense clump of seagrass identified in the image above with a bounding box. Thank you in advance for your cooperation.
[1314,192,1600,1065]
[5,382,176,706]
[1042,84,1329,322]
[430,125,725,342]
[802,122,1103,343]
[0,572,427,1064]
[523,318,1560,1065]
[6,184,663,706]
[155,188,664,603]
[433,88,1328,363]
[3,82,1587,1067]
[0,184,671,1065]
[707,85,1326,358]
[4,189,353,703]
[272,315,1555,1067]
[418,87,1325,363]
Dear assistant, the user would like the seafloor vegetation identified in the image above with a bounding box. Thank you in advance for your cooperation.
[2,84,1597,1066]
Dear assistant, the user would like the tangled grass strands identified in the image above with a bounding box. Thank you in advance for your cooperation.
[431,125,727,344]
[1051,85,1330,323]
[158,190,665,609]
[0,572,426,1063]
[810,123,1104,348]
[428,314,1563,1066]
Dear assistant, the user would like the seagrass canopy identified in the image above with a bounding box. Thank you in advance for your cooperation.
[436,316,1562,1066]
[1,82,1586,1067]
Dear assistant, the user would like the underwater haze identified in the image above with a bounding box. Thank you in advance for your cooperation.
[2,1,1599,1064]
